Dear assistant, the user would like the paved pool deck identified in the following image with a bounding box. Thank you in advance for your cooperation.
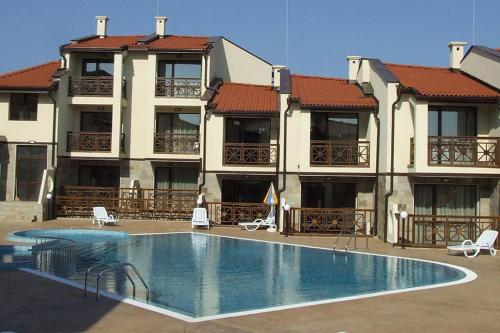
[0,219,499,333]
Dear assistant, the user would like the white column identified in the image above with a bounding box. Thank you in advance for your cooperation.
[413,99,428,171]
[111,53,124,156]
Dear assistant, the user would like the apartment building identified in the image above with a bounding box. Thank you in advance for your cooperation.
[0,16,498,247]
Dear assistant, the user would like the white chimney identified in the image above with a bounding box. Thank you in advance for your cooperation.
[272,65,286,89]
[96,16,108,38]
[156,16,167,37]
[346,56,361,83]
[448,42,467,70]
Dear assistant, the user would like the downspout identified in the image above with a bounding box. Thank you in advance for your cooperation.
[372,97,380,237]
[383,85,402,242]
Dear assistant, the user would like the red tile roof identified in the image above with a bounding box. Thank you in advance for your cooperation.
[290,75,376,109]
[386,63,499,99]
[211,82,278,113]
[133,35,210,51]
[64,35,210,52]
[64,35,144,50]
[0,61,60,90]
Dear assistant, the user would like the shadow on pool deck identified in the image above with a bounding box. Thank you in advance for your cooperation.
[0,218,499,333]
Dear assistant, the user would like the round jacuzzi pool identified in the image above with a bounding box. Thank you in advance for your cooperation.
[10,229,129,243]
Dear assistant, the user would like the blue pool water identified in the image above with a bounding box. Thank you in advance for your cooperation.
[10,230,469,319]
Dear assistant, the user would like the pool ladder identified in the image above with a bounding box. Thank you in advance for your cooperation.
[84,261,150,303]
[332,230,369,253]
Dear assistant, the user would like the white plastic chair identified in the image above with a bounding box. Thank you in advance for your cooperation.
[238,207,276,231]
[192,207,210,229]
[447,230,498,258]
[92,207,117,227]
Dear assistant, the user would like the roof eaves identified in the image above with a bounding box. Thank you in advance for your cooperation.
[70,35,98,43]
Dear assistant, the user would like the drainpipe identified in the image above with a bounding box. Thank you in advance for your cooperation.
[383,85,402,242]
[372,97,381,237]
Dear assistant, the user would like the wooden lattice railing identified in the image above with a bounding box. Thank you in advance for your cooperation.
[223,143,277,166]
[204,202,271,225]
[310,140,370,167]
[155,77,201,98]
[56,186,198,220]
[398,214,500,249]
[69,76,114,96]
[428,136,499,167]
[153,133,200,154]
[66,132,112,152]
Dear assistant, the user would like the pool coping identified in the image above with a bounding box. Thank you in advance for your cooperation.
[17,230,477,323]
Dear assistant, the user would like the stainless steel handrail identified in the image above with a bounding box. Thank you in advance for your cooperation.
[84,261,121,297]
[94,262,150,303]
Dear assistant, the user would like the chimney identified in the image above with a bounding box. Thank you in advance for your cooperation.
[346,56,361,83]
[96,16,108,38]
[156,16,167,37]
[272,65,286,90]
[448,42,467,70]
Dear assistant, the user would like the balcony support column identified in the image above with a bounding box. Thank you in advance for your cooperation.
[412,98,428,171]
[111,53,124,155]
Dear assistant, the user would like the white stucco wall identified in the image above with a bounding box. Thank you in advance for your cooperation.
[462,48,500,89]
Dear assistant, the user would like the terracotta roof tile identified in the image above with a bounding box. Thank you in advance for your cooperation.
[291,74,376,109]
[133,35,210,51]
[64,35,210,52]
[64,35,144,50]
[0,61,60,90]
[212,82,278,113]
[386,63,499,99]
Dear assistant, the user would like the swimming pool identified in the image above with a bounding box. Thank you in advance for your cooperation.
[12,230,475,322]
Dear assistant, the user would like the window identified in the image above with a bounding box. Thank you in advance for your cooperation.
[414,184,476,216]
[225,118,271,144]
[9,94,38,121]
[428,106,476,137]
[154,167,198,190]
[156,113,200,134]
[157,61,201,79]
[16,146,47,201]
[301,182,356,208]
[82,59,114,76]
[78,165,120,187]
[80,112,112,132]
[311,113,358,141]
[221,179,272,203]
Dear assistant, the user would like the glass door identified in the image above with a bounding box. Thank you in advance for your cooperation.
[16,146,47,201]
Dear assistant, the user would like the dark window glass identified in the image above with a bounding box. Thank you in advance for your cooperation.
[78,165,120,187]
[154,167,198,190]
[80,112,112,132]
[16,146,47,201]
[414,184,476,216]
[225,118,271,143]
[221,179,271,203]
[311,113,358,141]
[428,106,476,137]
[9,94,38,121]
[82,59,114,76]
[301,182,356,208]
[157,61,201,78]
[156,113,200,134]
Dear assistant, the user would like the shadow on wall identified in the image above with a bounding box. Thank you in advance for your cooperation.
[0,138,8,201]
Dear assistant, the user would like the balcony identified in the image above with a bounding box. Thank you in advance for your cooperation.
[310,140,370,167]
[66,132,112,152]
[68,76,126,97]
[155,78,201,98]
[428,136,499,167]
[223,143,277,166]
[154,133,200,154]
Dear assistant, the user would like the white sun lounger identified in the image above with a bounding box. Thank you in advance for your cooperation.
[92,207,117,227]
[238,208,276,231]
[447,230,498,258]
[192,207,210,229]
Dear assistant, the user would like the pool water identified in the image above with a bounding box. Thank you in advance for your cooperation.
[11,230,471,320]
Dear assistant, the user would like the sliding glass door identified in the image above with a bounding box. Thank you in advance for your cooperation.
[154,167,198,190]
[414,184,476,216]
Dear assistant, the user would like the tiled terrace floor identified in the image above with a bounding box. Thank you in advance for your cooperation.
[0,219,499,333]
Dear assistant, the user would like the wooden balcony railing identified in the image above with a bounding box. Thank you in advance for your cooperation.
[398,214,499,249]
[68,76,116,97]
[428,136,499,167]
[287,207,375,234]
[66,132,112,152]
[56,186,198,220]
[154,133,200,154]
[223,143,278,166]
[310,140,370,167]
[155,77,201,98]
[204,201,271,225]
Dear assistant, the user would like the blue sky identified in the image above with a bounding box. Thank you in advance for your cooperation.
[0,0,499,77]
